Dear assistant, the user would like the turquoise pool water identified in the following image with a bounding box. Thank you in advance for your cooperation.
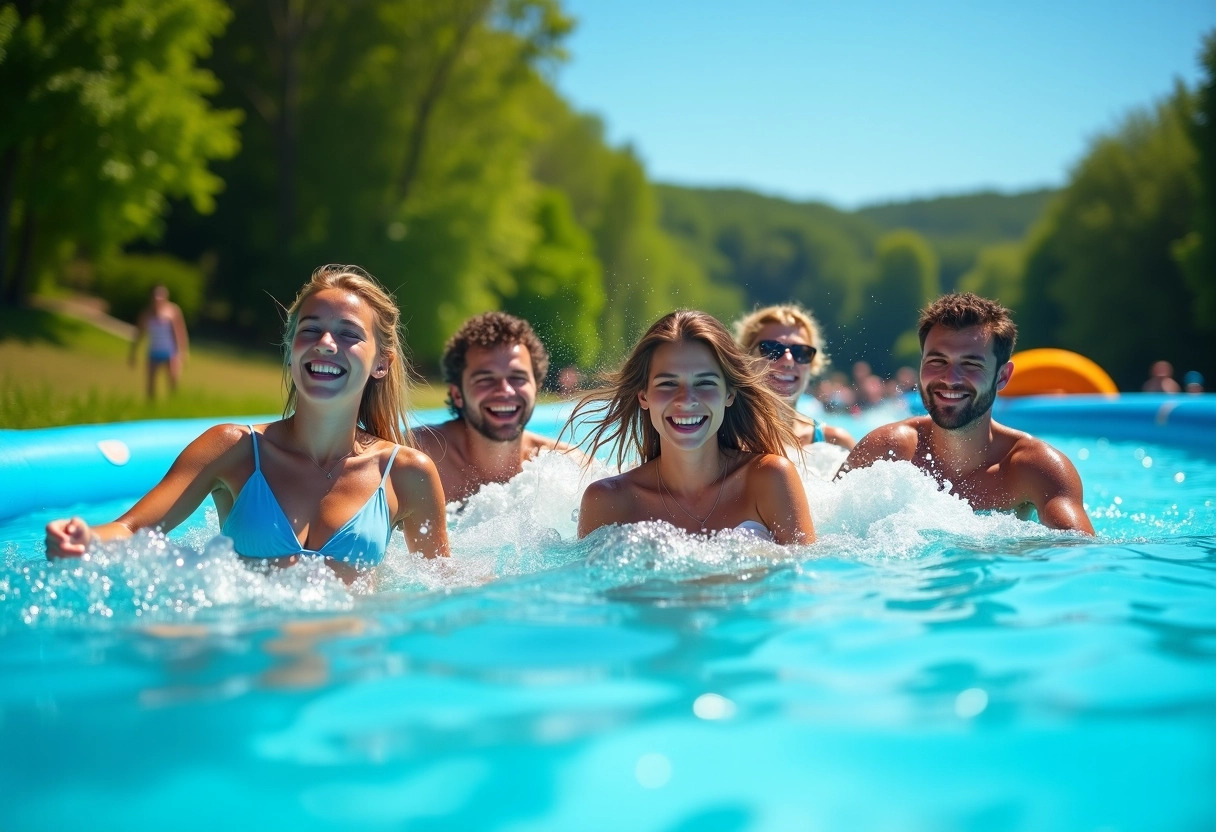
[1,397,1213,831]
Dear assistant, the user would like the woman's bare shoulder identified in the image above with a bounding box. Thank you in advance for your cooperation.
[584,469,629,495]
[387,443,442,482]
[185,422,255,463]
[740,451,800,481]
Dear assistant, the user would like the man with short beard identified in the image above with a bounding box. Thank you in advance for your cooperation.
[416,312,572,503]
[838,293,1094,534]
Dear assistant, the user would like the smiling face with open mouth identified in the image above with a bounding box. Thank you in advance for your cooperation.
[639,340,734,451]
[290,288,384,402]
[919,324,1010,430]
[454,342,538,442]
[750,322,814,404]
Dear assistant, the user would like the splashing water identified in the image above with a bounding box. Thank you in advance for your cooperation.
[3,431,1208,632]
[0,411,1214,830]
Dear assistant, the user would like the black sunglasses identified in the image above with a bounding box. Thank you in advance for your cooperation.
[756,340,817,364]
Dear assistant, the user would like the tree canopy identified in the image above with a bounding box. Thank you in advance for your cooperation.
[5,5,1212,391]
[0,0,240,304]
[1018,82,1211,388]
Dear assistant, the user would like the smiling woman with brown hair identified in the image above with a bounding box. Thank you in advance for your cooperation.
[570,309,815,546]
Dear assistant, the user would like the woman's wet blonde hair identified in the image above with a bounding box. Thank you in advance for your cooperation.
[568,309,798,470]
[732,303,829,377]
[282,264,413,446]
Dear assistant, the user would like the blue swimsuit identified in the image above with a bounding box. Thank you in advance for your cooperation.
[221,428,399,566]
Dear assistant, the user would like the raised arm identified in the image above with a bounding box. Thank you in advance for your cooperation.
[391,447,451,558]
[836,421,916,479]
[46,424,244,558]
[172,303,190,358]
[128,308,149,366]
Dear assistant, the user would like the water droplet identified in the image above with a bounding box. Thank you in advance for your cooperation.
[693,693,737,720]
[954,687,988,719]
[1174,472,1186,483]
[1077,448,1089,460]
[635,753,671,789]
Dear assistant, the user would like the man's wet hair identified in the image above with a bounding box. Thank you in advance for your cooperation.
[917,292,1018,366]
[441,312,550,417]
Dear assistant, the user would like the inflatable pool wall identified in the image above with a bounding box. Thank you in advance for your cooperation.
[0,397,1212,522]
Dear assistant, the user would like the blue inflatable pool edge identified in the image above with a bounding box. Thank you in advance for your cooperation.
[1,396,1213,522]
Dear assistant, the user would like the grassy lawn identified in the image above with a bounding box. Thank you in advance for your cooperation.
[1,305,449,428]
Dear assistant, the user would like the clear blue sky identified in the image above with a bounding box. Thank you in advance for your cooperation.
[554,0,1216,208]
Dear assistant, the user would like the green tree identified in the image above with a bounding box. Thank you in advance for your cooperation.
[170,0,572,363]
[1177,30,1216,337]
[858,229,940,372]
[655,185,875,361]
[528,95,740,359]
[501,188,604,370]
[958,242,1025,308]
[0,0,240,304]
[1019,84,1208,388]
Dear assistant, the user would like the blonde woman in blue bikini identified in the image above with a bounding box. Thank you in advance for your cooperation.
[46,265,449,581]
[572,310,815,546]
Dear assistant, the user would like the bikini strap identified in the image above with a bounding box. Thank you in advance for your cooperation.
[248,425,261,470]
[380,445,401,486]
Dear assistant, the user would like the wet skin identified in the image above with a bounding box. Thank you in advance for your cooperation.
[415,342,570,503]
[840,324,1094,534]
[46,287,452,572]
[577,340,816,545]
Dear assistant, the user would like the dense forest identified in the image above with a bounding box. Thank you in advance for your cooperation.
[655,186,1054,376]
[1,2,1212,389]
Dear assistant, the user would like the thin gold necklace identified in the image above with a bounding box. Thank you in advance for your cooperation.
[657,458,727,533]
[303,440,360,480]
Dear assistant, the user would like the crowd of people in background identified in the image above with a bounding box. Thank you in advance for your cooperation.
[812,360,918,415]
[1143,360,1205,394]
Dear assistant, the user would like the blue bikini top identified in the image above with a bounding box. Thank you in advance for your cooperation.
[221,427,399,566]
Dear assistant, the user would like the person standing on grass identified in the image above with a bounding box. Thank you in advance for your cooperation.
[130,285,189,399]
[47,265,450,580]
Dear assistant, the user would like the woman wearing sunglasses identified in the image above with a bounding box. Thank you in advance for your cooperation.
[733,304,856,449]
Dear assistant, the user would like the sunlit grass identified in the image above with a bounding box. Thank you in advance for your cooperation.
[1,306,448,428]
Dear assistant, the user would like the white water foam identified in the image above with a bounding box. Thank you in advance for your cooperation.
[0,448,1101,630]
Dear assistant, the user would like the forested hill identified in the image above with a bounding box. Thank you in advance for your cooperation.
[856,188,1056,240]
[656,184,1057,305]
[654,184,1061,374]
[4,0,1209,390]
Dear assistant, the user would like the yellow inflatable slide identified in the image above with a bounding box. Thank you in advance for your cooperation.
[1000,348,1118,397]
